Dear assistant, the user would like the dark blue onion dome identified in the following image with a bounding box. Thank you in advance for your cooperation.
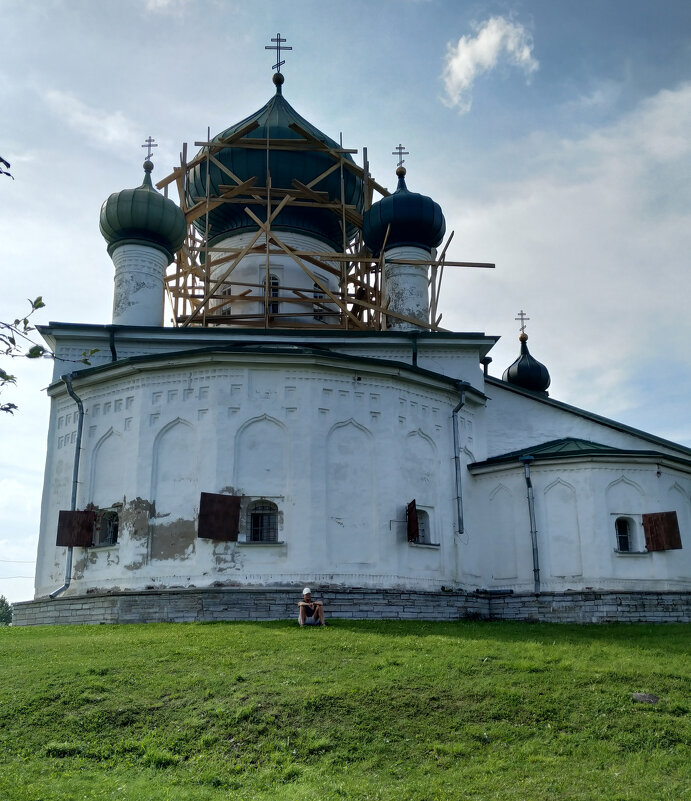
[187,73,364,250]
[502,333,551,393]
[362,166,446,256]
[100,160,187,261]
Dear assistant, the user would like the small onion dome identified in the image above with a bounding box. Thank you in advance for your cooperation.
[187,74,364,250]
[502,333,551,393]
[362,166,446,257]
[99,161,186,262]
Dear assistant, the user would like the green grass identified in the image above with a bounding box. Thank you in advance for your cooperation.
[0,621,689,800]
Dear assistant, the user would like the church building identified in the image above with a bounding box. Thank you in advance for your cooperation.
[13,54,691,625]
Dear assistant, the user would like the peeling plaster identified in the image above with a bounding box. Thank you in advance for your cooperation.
[150,518,196,561]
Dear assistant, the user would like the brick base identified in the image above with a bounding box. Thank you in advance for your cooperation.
[11,587,691,626]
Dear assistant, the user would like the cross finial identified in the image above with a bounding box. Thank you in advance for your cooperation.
[515,310,530,334]
[265,33,292,73]
[141,136,157,161]
[392,144,409,168]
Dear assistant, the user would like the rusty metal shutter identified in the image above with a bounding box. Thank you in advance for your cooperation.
[198,492,241,541]
[56,510,95,547]
[642,511,682,551]
[407,499,419,542]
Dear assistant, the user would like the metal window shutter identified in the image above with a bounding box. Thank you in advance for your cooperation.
[407,499,419,542]
[56,510,95,547]
[198,492,241,541]
[642,511,682,551]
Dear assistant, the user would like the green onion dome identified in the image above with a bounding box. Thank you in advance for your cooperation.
[502,333,551,393]
[99,161,186,261]
[362,167,446,256]
[187,73,364,250]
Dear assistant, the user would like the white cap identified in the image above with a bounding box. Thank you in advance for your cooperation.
[302,587,311,595]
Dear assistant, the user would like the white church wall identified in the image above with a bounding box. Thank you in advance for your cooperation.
[45,328,494,398]
[485,382,690,459]
[464,460,691,593]
[34,353,462,598]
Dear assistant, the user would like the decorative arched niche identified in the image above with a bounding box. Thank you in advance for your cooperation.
[487,484,518,580]
[606,476,645,553]
[543,478,583,577]
[233,414,288,497]
[151,418,196,520]
[325,419,375,566]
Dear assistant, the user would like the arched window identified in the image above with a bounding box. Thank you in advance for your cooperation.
[248,500,278,542]
[417,509,431,544]
[615,517,633,552]
[220,285,232,316]
[313,282,325,321]
[263,274,280,315]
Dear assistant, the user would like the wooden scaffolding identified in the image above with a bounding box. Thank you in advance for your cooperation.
[156,123,491,331]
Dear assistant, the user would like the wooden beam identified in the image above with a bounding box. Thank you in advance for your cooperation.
[269,231,366,330]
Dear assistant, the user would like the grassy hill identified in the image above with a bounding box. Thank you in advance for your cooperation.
[1,620,689,800]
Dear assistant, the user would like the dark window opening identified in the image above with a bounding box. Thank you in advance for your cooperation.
[220,286,232,316]
[94,510,119,546]
[615,517,632,552]
[417,510,431,544]
[263,274,279,315]
[313,282,326,321]
[248,500,278,543]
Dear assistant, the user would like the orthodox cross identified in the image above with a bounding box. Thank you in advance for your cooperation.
[392,144,409,168]
[266,33,292,72]
[515,310,530,333]
[141,136,157,161]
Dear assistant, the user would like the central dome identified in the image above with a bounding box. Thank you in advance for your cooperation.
[187,77,364,250]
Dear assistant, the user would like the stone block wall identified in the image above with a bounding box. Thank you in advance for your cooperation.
[11,587,691,626]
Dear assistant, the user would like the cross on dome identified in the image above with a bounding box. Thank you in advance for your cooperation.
[515,310,530,334]
[141,136,157,161]
[392,144,409,168]
[265,33,292,73]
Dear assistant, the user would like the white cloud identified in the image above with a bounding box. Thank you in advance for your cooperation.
[442,16,538,112]
[144,0,190,13]
[440,82,691,437]
[43,90,139,151]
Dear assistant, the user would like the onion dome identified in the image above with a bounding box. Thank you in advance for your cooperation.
[362,166,446,256]
[502,333,551,393]
[187,73,364,250]
[99,161,186,261]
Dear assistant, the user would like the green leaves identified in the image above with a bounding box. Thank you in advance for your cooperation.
[26,345,46,359]
[1,298,49,414]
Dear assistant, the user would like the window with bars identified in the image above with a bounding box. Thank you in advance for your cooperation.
[262,274,280,315]
[615,517,633,552]
[56,508,119,547]
[248,500,279,543]
[406,500,436,545]
[313,282,326,321]
[220,285,232,316]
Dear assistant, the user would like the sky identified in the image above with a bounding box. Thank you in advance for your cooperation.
[2,0,691,603]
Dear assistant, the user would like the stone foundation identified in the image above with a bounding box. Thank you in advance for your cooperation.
[11,587,691,626]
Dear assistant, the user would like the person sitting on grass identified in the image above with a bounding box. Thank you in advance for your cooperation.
[298,587,326,626]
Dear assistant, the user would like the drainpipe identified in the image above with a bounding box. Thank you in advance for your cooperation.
[451,387,466,538]
[50,374,85,599]
[519,455,540,594]
[108,326,118,362]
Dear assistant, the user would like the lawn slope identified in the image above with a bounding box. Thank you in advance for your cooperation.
[0,620,689,800]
